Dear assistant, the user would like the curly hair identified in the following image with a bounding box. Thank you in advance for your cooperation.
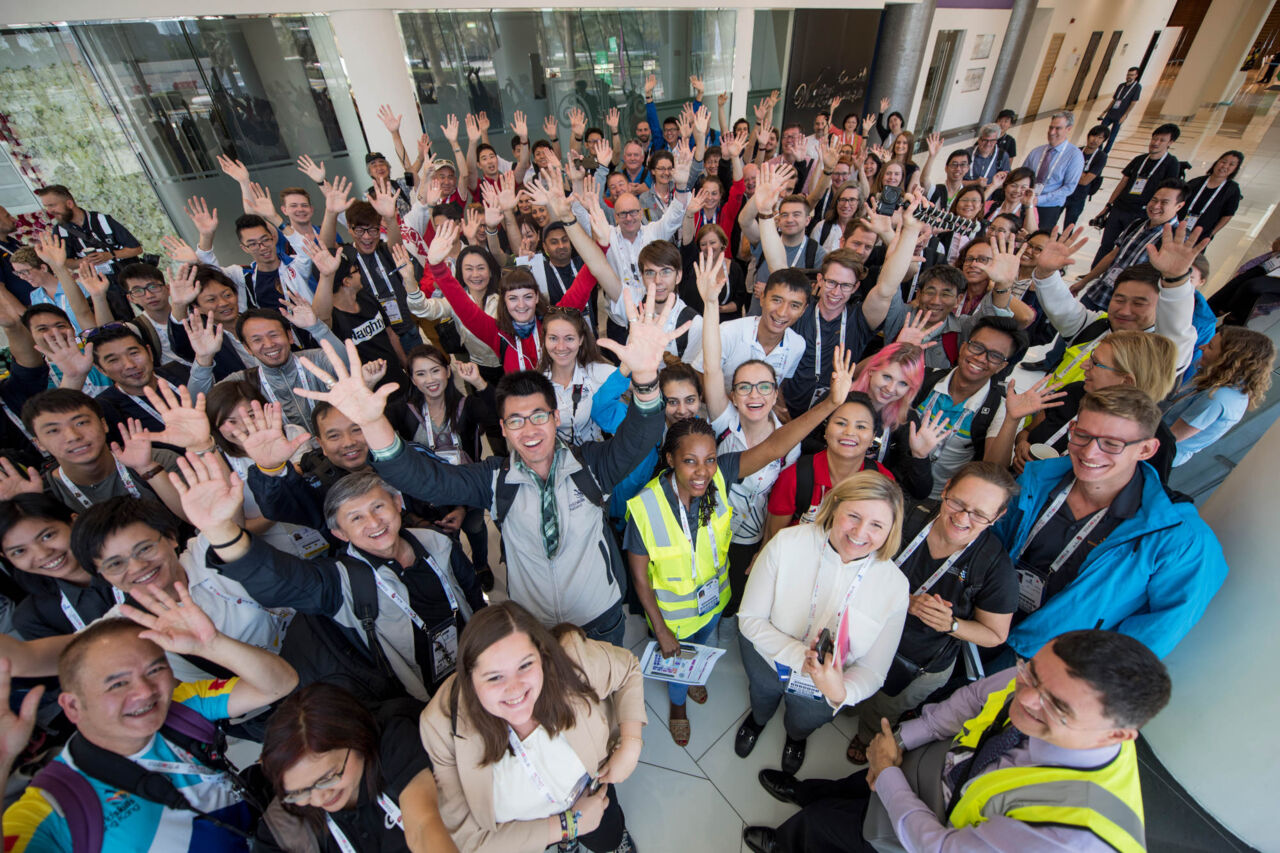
[1193,327,1275,409]
[661,417,721,529]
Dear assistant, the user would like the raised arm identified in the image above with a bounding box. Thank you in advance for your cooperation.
[863,198,925,330]
[33,233,94,332]
[319,176,353,250]
[695,249,731,419]
[915,133,942,193]
[377,105,419,174]
[299,233,343,327]
[753,163,788,274]
[422,222,503,354]
[532,170,623,300]
[1028,226,1095,340]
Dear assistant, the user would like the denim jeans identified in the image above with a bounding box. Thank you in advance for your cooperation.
[739,630,837,740]
[583,600,628,648]
[667,614,721,706]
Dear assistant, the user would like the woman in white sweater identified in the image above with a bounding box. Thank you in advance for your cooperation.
[736,471,908,777]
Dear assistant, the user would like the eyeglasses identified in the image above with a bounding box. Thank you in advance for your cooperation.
[732,380,776,396]
[1083,354,1125,374]
[281,750,351,805]
[962,339,1010,365]
[78,322,127,344]
[1066,424,1148,455]
[615,209,642,219]
[962,255,994,267]
[126,283,165,297]
[351,225,381,237]
[1014,658,1113,730]
[641,267,678,282]
[97,537,164,577]
[502,409,554,430]
[940,495,997,526]
[824,278,858,292]
[240,237,275,250]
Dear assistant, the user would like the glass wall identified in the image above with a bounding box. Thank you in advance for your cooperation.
[397,10,736,150]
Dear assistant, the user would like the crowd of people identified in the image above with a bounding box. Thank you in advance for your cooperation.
[0,69,1266,853]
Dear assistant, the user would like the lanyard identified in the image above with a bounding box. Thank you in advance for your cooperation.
[1045,416,1075,450]
[1083,148,1102,175]
[364,553,459,628]
[977,152,997,180]
[670,474,720,583]
[543,257,579,301]
[895,521,976,596]
[1137,153,1169,180]
[1055,335,1105,381]
[356,251,396,302]
[506,726,569,807]
[789,238,809,267]
[0,401,35,444]
[813,309,848,380]
[59,586,125,631]
[876,424,891,463]
[58,459,141,508]
[803,552,873,645]
[511,327,542,371]
[1012,479,1108,575]
[124,380,178,425]
[1116,81,1137,103]
[1186,179,1225,216]
[134,755,224,779]
[325,795,404,853]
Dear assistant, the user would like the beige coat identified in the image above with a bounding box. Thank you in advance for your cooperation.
[420,631,646,853]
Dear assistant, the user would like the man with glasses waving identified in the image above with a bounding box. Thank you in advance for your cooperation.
[994,385,1226,662]
[286,286,688,648]
[743,629,1170,853]
[912,317,1029,499]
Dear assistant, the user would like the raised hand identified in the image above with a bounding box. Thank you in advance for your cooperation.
[973,231,1024,288]
[693,105,711,139]
[33,231,67,269]
[591,138,613,170]
[689,74,705,98]
[1146,220,1210,283]
[597,283,691,384]
[322,175,354,215]
[184,197,219,237]
[820,135,841,172]
[216,154,251,186]
[231,400,310,471]
[110,418,155,471]
[460,206,483,245]
[542,115,559,139]
[926,132,942,156]
[280,289,318,329]
[369,178,398,219]
[879,97,890,114]
[77,261,112,300]
[464,113,480,141]
[672,140,694,187]
[142,384,212,450]
[427,219,460,266]
[895,311,943,348]
[244,182,278,221]
[583,195,612,246]
[908,409,953,458]
[830,95,843,116]
[861,114,876,135]
[829,344,856,403]
[605,107,620,133]
[476,112,490,134]
[0,457,43,500]
[1035,225,1090,277]
[295,339,399,427]
[441,114,460,143]
[296,154,326,184]
[454,359,485,388]
[694,246,727,305]
[497,170,519,211]
[182,311,223,366]
[721,129,749,162]
[299,232,342,277]
[417,134,433,163]
[169,264,201,311]
[0,658,42,771]
[717,92,729,108]
[1004,376,1067,421]
[34,329,92,382]
[362,359,388,390]
[376,104,402,133]
[645,74,657,97]
[480,184,505,229]
[568,107,587,138]
[120,581,218,656]
[753,162,784,213]
[511,110,528,140]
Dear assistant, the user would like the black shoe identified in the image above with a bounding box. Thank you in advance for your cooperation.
[781,736,807,776]
[758,768,802,805]
[735,715,766,758]
[477,568,495,592]
[742,826,778,853]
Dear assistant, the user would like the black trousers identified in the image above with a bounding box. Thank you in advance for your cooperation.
[723,540,762,618]
[578,790,627,852]
[1207,267,1280,325]
[776,769,878,853]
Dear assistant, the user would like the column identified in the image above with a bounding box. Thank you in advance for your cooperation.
[1161,0,1272,119]
[979,0,1035,126]
[867,0,937,126]
[730,10,755,130]
[1139,415,1280,849]
[328,9,421,163]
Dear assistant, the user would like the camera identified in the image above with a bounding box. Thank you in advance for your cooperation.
[876,185,903,217]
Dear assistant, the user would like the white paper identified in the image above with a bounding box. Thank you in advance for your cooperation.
[639,641,727,686]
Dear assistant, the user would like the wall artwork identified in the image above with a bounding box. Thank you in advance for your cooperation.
[971,33,995,61]
[961,67,986,93]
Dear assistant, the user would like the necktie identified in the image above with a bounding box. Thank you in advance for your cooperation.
[945,720,1028,801]
[539,471,560,559]
[1035,146,1056,186]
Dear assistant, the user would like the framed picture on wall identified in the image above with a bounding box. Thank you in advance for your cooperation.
[961,67,985,93]
[971,34,995,60]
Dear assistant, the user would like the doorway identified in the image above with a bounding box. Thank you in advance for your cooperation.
[1026,32,1066,117]
[1088,30,1125,102]
[916,29,964,139]
[1067,31,1104,107]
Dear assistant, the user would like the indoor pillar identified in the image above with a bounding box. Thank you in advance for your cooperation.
[979,0,1034,126]
[867,0,937,127]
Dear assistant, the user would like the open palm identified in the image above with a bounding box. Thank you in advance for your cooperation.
[295,339,399,427]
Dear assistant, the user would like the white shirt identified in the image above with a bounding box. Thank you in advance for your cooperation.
[917,370,1007,498]
[711,405,800,544]
[547,361,616,444]
[194,247,314,309]
[603,199,688,324]
[692,316,807,392]
[739,523,908,709]
[491,726,589,822]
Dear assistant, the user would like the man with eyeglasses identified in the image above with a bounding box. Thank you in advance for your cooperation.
[187,203,315,315]
[287,298,681,648]
[1076,179,1188,311]
[4,592,297,853]
[963,124,1011,191]
[743,629,1171,853]
[912,316,1028,498]
[117,263,187,367]
[995,385,1226,661]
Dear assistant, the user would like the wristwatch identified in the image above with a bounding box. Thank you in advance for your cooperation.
[631,376,660,395]
[1161,270,1191,284]
[892,725,906,753]
[949,618,959,633]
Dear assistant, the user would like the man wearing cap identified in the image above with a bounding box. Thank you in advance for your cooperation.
[366,151,414,217]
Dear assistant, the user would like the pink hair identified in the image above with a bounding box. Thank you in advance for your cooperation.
[850,343,926,428]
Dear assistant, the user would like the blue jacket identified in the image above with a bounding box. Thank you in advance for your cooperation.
[996,457,1227,659]
[591,368,659,524]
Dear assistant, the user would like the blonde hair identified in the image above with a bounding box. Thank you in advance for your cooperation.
[1103,331,1178,403]
[813,471,904,560]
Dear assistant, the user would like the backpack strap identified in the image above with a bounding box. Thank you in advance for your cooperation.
[31,761,104,853]
[967,382,1005,449]
[565,444,606,509]
[161,701,219,745]
[492,458,519,528]
[494,447,605,528]
[792,454,816,522]
[803,239,820,269]
[345,563,395,678]
[911,369,951,408]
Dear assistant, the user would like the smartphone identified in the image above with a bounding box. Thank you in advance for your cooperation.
[816,628,834,665]
[588,776,603,794]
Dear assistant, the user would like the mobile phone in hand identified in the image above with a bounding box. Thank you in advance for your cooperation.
[817,628,834,665]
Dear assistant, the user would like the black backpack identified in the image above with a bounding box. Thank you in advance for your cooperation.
[492,444,606,526]
[912,368,1005,450]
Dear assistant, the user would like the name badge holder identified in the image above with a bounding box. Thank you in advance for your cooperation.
[1012,481,1107,614]
[894,520,976,596]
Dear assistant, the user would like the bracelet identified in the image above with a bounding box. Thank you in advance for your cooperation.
[631,376,660,395]
[485,227,500,235]
[136,465,164,481]
[257,461,287,475]
[559,811,570,842]
[823,168,835,176]
[561,218,577,228]
[1161,270,1191,284]
[571,810,582,840]
[207,527,246,550]
[192,443,217,456]
[757,211,776,221]
[573,135,584,141]
[993,288,1011,295]
[619,735,644,746]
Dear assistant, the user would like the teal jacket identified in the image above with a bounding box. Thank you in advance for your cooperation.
[997,457,1228,658]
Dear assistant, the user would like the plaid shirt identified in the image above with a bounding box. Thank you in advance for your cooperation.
[1081,217,1170,309]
